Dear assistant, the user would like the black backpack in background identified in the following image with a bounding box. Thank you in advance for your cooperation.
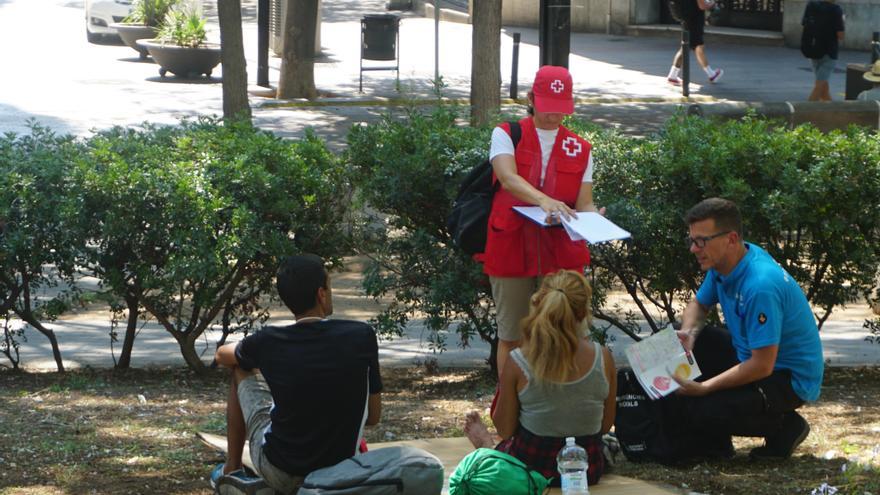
[801,1,829,59]
[667,0,686,22]
[446,121,522,255]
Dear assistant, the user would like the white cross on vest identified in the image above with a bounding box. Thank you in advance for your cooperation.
[550,79,565,94]
[561,136,582,157]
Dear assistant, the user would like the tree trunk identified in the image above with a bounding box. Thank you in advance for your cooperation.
[277,0,319,99]
[175,332,209,375]
[217,0,252,121]
[470,0,502,126]
[115,295,139,369]
[20,314,64,372]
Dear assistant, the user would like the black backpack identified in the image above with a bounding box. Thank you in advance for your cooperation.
[667,0,686,23]
[446,121,522,255]
[800,1,829,59]
[614,368,695,464]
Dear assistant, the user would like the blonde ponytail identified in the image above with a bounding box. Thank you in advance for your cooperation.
[519,270,592,383]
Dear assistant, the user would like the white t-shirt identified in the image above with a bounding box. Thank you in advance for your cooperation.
[857,87,880,101]
[489,127,593,186]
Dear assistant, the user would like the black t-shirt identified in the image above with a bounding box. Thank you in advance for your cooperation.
[235,319,383,476]
[801,1,845,59]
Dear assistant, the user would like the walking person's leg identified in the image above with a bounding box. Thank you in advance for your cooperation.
[690,22,722,83]
[668,47,685,84]
[809,56,835,101]
[491,276,540,379]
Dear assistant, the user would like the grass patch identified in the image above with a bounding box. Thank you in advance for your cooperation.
[0,366,877,494]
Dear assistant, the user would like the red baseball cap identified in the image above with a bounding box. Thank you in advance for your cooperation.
[532,65,574,114]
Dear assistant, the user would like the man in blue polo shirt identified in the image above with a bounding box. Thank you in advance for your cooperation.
[673,198,823,460]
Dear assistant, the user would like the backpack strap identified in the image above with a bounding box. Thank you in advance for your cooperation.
[491,121,522,192]
[508,120,522,149]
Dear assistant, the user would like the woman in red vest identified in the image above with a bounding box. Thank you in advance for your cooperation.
[484,65,602,378]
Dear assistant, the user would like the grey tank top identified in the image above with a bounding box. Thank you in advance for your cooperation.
[510,342,609,437]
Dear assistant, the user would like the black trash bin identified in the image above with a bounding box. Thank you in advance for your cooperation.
[359,14,400,92]
[846,63,873,100]
[362,14,399,61]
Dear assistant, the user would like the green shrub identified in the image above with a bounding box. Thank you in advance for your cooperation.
[569,114,880,337]
[124,0,179,27]
[349,108,880,360]
[0,124,86,371]
[347,106,500,362]
[157,6,206,47]
[73,118,353,372]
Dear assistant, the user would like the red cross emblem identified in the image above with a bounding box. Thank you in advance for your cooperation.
[561,136,582,157]
[550,79,565,94]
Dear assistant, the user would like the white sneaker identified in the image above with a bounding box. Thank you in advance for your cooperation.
[667,76,682,86]
[709,68,724,83]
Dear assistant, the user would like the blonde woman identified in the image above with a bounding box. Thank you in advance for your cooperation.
[464,270,617,486]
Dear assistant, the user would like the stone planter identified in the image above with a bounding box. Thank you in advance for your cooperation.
[137,39,222,79]
[110,23,159,60]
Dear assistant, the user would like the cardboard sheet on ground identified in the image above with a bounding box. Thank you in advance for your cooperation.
[198,433,685,494]
[198,431,257,473]
[512,206,631,244]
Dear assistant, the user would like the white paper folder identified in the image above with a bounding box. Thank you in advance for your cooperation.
[512,206,632,244]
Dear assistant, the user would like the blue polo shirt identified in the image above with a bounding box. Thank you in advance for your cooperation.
[696,243,823,402]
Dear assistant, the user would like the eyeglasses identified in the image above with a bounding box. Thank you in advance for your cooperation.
[685,231,731,249]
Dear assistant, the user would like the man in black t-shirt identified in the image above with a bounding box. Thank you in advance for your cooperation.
[667,0,724,85]
[801,0,845,101]
[214,254,383,493]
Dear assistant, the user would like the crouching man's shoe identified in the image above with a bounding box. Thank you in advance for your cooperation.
[749,412,810,460]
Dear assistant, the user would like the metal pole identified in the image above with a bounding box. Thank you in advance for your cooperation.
[539,0,571,68]
[510,32,521,99]
[257,0,270,87]
[872,31,879,64]
[434,0,440,83]
[681,28,690,98]
[539,0,547,65]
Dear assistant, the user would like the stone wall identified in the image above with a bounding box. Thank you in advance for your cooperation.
[418,0,877,52]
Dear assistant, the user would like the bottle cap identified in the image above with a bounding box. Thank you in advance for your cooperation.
[566,437,575,445]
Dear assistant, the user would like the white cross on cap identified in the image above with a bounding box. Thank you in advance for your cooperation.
[550,79,565,94]
[562,136,582,157]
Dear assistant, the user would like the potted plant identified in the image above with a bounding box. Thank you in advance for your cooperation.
[110,0,179,60]
[137,7,222,79]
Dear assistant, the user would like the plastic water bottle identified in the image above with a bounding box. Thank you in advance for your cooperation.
[557,437,589,495]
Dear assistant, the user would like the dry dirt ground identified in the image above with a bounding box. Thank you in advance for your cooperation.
[0,366,878,495]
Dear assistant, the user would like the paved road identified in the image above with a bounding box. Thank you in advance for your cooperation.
[0,0,872,149]
[2,0,878,370]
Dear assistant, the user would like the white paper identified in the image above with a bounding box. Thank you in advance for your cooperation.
[624,328,701,400]
[511,206,631,244]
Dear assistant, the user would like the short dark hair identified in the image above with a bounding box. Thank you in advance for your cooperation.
[276,254,327,314]
[685,198,743,236]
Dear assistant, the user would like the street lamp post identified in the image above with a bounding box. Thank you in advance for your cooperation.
[539,0,571,68]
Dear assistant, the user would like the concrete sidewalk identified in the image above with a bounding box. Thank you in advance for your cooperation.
[1,0,874,147]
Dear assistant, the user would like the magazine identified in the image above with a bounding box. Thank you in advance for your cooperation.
[624,327,701,400]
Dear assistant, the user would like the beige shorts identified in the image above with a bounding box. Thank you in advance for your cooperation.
[238,374,305,493]
[490,276,543,342]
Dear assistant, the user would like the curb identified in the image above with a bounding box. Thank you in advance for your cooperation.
[256,95,717,109]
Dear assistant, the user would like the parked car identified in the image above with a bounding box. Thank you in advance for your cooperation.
[85,0,133,43]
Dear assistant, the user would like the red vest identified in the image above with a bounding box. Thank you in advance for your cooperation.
[482,117,592,277]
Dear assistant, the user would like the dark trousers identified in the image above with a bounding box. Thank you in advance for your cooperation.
[680,326,804,440]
